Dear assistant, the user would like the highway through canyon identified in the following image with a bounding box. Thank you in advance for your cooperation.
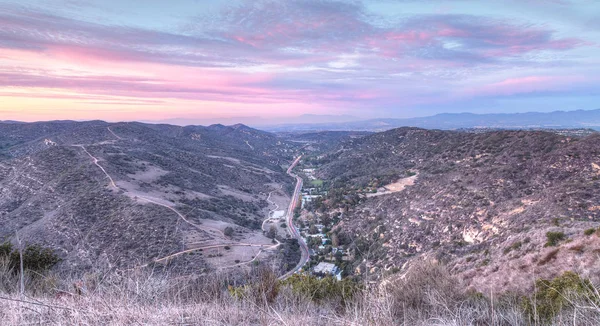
[280,155,310,280]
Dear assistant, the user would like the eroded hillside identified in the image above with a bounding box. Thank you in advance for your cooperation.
[314,128,600,291]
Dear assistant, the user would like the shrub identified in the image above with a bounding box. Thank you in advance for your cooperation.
[0,242,60,273]
[282,274,360,306]
[0,242,12,257]
[386,261,464,319]
[267,225,277,239]
[525,272,596,322]
[584,228,596,236]
[545,231,566,247]
[503,241,522,255]
[228,267,280,305]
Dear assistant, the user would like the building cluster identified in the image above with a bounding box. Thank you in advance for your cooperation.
[296,165,347,280]
[300,168,328,208]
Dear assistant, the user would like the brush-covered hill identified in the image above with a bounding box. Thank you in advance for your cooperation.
[0,121,299,273]
[315,128,600,291]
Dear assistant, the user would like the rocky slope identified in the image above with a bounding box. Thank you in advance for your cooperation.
[316,128,600,292]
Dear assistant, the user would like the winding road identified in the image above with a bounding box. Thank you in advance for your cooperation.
[279,155,310,280]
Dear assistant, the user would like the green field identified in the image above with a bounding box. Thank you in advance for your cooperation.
[310,179,324,187]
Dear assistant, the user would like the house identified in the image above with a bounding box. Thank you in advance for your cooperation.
[301,195,322,208]
[313,262,342,280]
[332,248,344,255]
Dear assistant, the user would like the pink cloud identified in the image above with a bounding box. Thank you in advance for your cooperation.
[463,75,589,98]
[0,1,597,122]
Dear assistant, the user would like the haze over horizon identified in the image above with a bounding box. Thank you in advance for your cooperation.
[1,0,599,123]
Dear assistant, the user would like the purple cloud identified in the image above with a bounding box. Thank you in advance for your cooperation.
[0,0,597,119]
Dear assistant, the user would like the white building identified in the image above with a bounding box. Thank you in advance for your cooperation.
[313,262,342,280]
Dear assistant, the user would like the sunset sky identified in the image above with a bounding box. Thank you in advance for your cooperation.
[1,0,599,124]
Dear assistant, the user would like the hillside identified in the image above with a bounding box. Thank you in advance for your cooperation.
[312,128,600,291]
[2,124,600,325]
[0,121,300,273]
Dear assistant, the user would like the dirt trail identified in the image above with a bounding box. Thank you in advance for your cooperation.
[134,194,224,238]
[75,132,224,239]
[107,127,122,140]
[152,242,276,264]
[80,128,292,271]
[74,145,118,189]
[149,184,287,269]
[261,185,283,232]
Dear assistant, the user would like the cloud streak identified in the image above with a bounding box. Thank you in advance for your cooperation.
[0,0,597,121]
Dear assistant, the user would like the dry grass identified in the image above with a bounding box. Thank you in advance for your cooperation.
[2,260,600,325]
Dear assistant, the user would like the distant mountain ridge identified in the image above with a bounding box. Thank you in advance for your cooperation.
[262,109,600,132]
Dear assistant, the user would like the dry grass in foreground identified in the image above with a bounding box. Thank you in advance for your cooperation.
[2,259,600,325]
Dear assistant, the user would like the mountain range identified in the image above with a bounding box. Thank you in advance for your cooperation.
[261,109,600,132]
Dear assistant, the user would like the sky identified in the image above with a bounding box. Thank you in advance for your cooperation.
[0,0,599,124]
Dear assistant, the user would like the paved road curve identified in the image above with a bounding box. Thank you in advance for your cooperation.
[279,155,310,280]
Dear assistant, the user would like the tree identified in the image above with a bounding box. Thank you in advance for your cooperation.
[224,227,234,237]
[334,250,343,263]
[309,224,319,235]
[321,214,331,226]
[309,237,322,249]
[331,234,340,247]
[267,225,277,239]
